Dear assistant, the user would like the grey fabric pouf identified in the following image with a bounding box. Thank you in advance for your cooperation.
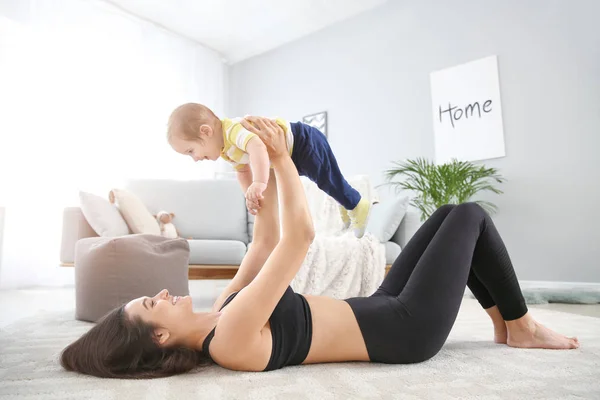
[74,234,190,322]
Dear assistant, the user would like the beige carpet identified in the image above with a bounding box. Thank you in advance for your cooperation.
[1,299,599,400]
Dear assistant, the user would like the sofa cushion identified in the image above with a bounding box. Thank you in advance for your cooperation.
[74,234,190,322]
[188,239,246,265]
[384,241,402,265]
[79,191,130,237]
[125,179,248,243]
[367,195,409,242]
[391,209,422,248]
[109,189,161,235]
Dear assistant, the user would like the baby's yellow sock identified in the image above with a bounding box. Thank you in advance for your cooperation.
[339,205,351,229]
[348,198,372,238]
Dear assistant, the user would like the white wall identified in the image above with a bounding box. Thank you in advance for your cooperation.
[0,0,227,288]
[0,207,4,277]
[229,0,600,282]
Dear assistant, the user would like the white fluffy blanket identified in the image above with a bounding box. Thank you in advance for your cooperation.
[290,177,386,298]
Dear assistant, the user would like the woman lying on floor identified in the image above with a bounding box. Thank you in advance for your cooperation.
[60,116,579,379]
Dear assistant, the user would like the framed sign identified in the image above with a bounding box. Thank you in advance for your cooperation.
[302,111,328,138]
[430,56,506,164]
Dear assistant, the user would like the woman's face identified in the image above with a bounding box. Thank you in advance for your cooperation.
[124,289,194,346]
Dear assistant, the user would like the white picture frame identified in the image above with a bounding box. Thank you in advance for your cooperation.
[302,111,328,138]
[430,56,506,165]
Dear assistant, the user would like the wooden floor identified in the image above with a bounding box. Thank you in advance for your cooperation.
[61,263,393,280]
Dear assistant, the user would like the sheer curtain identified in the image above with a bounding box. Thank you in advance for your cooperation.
[0,0,228,288]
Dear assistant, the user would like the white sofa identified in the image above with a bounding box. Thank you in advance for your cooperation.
[60,179,421,278]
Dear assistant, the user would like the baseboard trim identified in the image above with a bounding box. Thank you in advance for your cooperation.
[518,280,600,290]
[465,280,600,304]
[464,280,600,297]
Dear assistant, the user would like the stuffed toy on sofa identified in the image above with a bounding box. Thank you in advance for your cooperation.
[154,211,179,239]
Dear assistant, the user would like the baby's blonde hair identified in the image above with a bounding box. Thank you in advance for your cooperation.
[167,103,218,142]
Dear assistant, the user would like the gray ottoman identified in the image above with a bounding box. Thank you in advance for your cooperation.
[74,234,190,322]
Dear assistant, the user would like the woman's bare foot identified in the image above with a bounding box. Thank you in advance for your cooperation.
[494,327,508,344]
[485,306,508,344]
[506,313,579,350]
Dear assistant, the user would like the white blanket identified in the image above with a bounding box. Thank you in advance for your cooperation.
[290,177,386,298]
[291,231,385,298]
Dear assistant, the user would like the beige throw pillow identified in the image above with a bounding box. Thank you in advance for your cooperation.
[79,191,130,237]
[109,189,161,235]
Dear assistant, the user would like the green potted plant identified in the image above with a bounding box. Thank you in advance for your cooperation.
[382,158,505,221]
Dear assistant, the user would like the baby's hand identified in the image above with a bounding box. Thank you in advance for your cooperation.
[246,198,260,215]
[246,182,267,210]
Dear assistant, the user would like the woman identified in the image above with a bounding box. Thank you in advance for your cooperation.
[61,117,579,379]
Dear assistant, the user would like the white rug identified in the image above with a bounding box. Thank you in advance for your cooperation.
[1,299,599,400]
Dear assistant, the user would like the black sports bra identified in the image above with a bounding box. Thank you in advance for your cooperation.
[202,286,313,371]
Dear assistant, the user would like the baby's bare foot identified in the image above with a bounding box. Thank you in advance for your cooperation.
[507,315,579,350]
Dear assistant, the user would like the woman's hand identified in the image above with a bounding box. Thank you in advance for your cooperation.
[240,116,288,160]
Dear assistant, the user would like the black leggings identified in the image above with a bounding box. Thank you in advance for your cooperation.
[345,203,528,363]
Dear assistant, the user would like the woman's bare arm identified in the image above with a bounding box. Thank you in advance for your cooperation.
[215,117,314,355]
[211,169,280,311]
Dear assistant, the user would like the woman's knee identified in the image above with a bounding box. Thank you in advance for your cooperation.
[430,204,456,219]
[454,202,485,217]
[450,203,488,229]
[436,204,457,213]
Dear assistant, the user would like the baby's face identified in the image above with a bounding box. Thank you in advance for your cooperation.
[169,131,222,162]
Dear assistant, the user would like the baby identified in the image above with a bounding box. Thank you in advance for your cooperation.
[167,103,372,238]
